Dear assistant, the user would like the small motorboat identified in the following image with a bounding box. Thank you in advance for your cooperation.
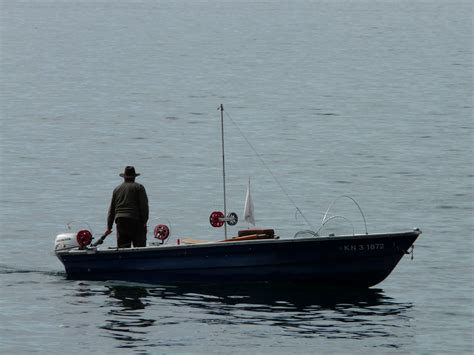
[54,105,421,288]
[54,227,420,288]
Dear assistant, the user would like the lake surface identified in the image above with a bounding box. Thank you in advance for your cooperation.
[0,0,472,353]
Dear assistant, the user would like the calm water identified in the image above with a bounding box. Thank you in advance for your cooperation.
[1,0,472,353]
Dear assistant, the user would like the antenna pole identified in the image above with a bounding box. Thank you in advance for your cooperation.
[219,104,228,240]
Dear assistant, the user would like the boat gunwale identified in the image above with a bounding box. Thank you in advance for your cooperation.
[56,229,421,256]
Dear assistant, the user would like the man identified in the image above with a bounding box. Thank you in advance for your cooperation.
[105,166,149,248]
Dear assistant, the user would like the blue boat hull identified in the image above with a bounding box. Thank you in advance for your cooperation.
[56,230,421,288]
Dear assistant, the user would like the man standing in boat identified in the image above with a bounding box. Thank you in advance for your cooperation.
[104,166,149,248]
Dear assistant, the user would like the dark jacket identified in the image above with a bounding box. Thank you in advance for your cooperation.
[107,181,149,230]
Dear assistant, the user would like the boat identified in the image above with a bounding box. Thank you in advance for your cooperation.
[54,105,421,288]
[55,228,420,287]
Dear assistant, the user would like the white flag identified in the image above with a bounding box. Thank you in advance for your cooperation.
[244,178,255,225]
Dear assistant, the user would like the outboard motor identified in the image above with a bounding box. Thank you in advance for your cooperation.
[54,230,92,251]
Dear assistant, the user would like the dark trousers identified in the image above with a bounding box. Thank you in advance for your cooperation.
[116,217,146,248]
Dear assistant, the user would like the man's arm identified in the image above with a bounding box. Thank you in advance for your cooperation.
[107,191,116,231]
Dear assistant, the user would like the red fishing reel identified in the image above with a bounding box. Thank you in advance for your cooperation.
[210,211,225,228]
[154,224,170,242]
[76,230,93,248]
[209,211,239,227]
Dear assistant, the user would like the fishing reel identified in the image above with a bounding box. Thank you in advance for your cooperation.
[154,224,170,244]
[209,211,238,228]
[76,230,93,248]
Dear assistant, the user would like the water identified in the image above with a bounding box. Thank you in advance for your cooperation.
[0,0,472,353]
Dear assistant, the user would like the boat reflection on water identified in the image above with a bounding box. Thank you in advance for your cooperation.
[87,282,413,349]
[98,285,155,346]
[158,283,394,309]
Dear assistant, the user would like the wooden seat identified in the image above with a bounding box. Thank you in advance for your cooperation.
[221,233,275,242]
[238,229,275,238]
[178,229,276,245]
[179,238,212,245]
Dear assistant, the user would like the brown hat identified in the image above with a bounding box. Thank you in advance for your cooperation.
[120,166,141,178]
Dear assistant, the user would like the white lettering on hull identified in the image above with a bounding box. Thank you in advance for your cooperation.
[339,243,384,252]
